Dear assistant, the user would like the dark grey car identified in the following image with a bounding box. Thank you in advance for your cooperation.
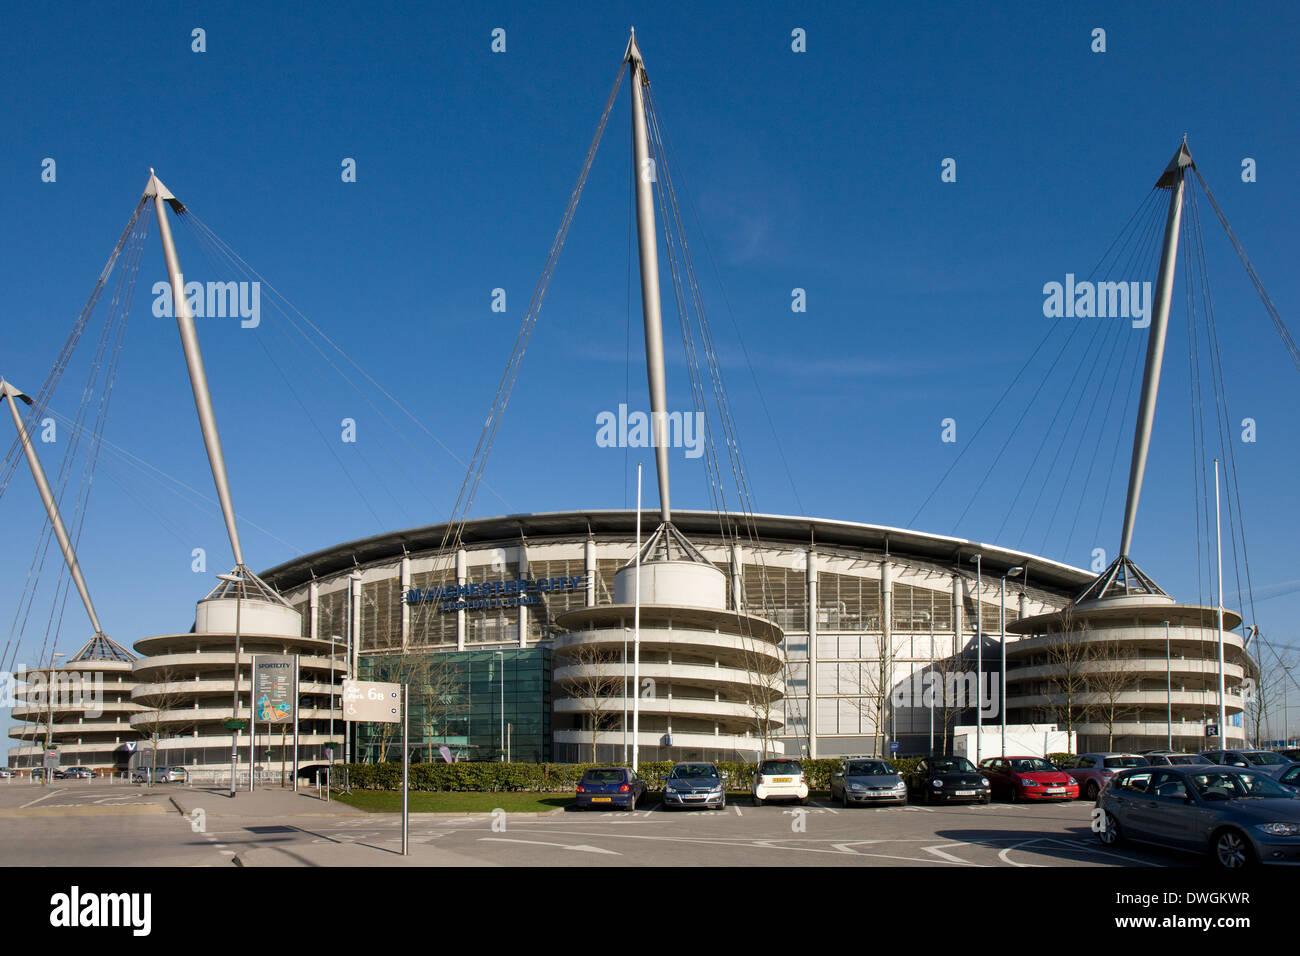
[1199,750,1292,779]
[831,759,908,807]
[661,762,726,811]
[1096,765,1300,868]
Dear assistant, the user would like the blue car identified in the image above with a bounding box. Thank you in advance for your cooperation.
[1097,765,1300,868]
[574,767,645,811]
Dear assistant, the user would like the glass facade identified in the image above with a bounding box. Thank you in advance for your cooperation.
[356,647,551,763]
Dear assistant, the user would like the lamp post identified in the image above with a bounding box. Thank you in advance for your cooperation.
[999,566,1023,758]
[969,554,982,763]
[217,572,244,796]
[1170,621,1180,754]
[495,650,505,762]
[43,652,66,785]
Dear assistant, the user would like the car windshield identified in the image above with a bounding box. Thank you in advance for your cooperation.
[931,758,976,774]
[845,761,891,776]
[1191,771,1292,799]
[1103,756,1147,768]
[1010,758,1054,772]
[1246,752,1288,766]
[760,760,801,774]
[582,769,626,784]
[670,764,718,779]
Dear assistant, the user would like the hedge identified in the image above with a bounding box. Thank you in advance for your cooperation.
[338,756,930,792]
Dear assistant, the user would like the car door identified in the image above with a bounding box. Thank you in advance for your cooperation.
[1141,771,1199,849]
[1110,770,1155,839]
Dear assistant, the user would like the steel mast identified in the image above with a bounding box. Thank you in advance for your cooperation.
[1118,139,1192,559]
[625,30,673,526]
[144,170,246,571]
[0,379,106,638]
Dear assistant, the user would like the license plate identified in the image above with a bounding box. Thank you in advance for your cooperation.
[774,777,792,783]
[956,790,975,796]
[1047,787,1065,793]
[591,797,611,803]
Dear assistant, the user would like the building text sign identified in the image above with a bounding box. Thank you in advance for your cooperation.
[404,575,585,613]
[342,679,401,723]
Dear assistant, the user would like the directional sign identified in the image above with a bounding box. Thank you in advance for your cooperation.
[44,750,59,770]
[1206,725,1220,738]
[341,679,401,723]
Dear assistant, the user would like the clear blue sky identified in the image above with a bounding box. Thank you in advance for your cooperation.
[4,2,1299,752]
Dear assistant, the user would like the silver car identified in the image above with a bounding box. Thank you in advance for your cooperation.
[1097,765,1300,868]
[1199,750,1292,779]
[661,762,726,811]
[831,758,908,807]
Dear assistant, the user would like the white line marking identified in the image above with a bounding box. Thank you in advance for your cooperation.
[19,789,64,809]
[479,837,620,855]
[923,843,978,865]
[732,805,742,817]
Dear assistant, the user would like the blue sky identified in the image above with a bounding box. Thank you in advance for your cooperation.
[3,2,1299,751]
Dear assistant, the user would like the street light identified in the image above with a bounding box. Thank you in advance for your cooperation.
[495,650,505,762]
[217,571,244,797]
[1163,620,1173,751]
[43,651,66,785]
[999,566,1023,758]
[968,554,982,763]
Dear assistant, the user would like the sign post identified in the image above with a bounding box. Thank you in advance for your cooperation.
[341,678,406,855]
[254,654,297,791]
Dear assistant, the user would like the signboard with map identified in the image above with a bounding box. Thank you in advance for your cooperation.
[253,654,297,724]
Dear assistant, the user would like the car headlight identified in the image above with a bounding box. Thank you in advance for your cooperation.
[1068,776,1078,785]
[894,780,908,789]
[1256,822,1300,837]
[981,778,990,787]
[712,784,724,793]
[849,783,866,791]
[932,779,943,788]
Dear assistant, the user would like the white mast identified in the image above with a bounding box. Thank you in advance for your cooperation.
[625,31,672,525]
[0,379,105,637]
[1215,458,1226,740]
[632,461,642,772]
[1118,140,1192,558]
[144,170,246,571]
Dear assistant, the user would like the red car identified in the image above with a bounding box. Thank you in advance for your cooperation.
[978,756,1079,802]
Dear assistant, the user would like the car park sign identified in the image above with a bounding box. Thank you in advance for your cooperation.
[341,679,401,723]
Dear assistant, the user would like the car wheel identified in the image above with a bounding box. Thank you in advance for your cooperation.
[798,796,808,806]
[1212,829,1255,869]
[1085,781,1100,801]
[1097,811,1122,846]
[1010,786,1019,803]
[625,795,636,812]
[754,796,764,806]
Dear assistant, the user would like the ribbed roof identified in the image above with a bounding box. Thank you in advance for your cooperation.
[258,509,1093,596]
[68,633,137,663]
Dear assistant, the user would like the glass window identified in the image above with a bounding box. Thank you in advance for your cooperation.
[1150,772,1188,799]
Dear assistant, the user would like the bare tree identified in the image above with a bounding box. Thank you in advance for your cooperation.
[737,632,784,762]
[558,642,625,763]
[926,635,967,755]
[1040,608,1096,743]
[1085,636,1141,750]
[135,668,191,785]
[840,636,892,757]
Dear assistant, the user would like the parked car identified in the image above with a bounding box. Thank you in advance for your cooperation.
[979,756,1079,802]
[1064,753,1149,800]
[0,768,13,779]
[63,767,93,780]
[1199,750,1292,778]
[1142,751,1210,767]
[1096,765,1300,868]
[906,756,991,805]
[752,758,809,805]
[573,767,646,811]
[131,768,153,783]
[1276,763,1300,791]
[831,758,907,807]
[1278,749,1300,762]
[156,767,188,783]
[661,762,726,811]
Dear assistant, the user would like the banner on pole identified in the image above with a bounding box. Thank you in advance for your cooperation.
[254,655,296,724]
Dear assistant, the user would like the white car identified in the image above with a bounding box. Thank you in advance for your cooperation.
[752,758,809,805]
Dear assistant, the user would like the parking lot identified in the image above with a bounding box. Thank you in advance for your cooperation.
[0,779,1195,868]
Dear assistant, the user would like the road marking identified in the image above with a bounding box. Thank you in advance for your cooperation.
[997,839,1047,867]
[19,789,64,809]
[732,805,742,817]
[479,837,620,856]
[922,843,979,865]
